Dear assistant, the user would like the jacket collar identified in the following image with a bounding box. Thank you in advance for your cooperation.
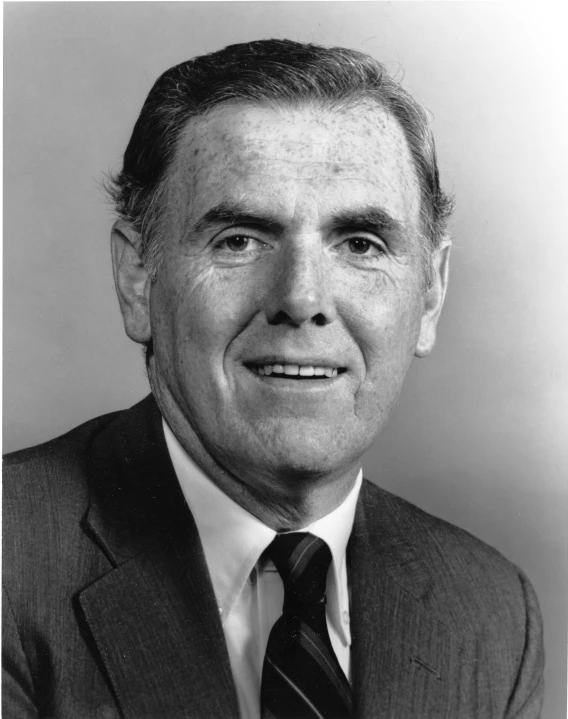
[82,394,186,563]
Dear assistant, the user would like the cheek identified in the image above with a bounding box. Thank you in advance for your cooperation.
[345,283,422,390]
[341,264,421,342]
[151,261,259,365]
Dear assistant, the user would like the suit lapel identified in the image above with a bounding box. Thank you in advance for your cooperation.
[349,482,459,719]
[77,396,239,719]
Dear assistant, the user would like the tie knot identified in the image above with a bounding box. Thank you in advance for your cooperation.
[267,532,332,609]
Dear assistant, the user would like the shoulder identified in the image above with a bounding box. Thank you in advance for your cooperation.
[361,477,521,577]
[3,410,123,596]
[3,410,120,519]
[2,396,168,632]
[3,394,163,573]
[359,479,541,636]
[358,480,544,716]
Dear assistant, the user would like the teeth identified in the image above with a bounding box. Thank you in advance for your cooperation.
[252,363,340,377]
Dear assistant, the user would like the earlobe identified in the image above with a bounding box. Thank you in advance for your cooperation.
[415,240,451,358]
[110,220,152,345]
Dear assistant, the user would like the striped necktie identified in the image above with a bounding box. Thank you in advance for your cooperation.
[260,532,353,719]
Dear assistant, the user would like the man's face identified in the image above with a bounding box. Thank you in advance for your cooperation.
[146,102,442,487]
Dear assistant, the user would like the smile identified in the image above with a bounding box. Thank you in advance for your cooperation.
[246,363,346,379]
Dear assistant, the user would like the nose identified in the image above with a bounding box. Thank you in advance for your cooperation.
[264,243,337,327]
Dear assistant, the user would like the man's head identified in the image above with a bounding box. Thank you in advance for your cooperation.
[110,40,453,526]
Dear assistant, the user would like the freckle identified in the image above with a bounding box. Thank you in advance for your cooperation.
[193,148,199,156]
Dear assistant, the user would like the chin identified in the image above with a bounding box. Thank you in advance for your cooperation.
[238,420,368,480]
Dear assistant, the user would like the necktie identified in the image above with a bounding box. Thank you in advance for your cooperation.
[260,532,353,719]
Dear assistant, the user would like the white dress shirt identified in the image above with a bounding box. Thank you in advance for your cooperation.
[163,419,362,719]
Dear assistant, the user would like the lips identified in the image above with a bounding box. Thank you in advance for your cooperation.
[245,362,346,379]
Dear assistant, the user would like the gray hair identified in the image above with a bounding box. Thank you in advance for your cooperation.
[106,39,454,283]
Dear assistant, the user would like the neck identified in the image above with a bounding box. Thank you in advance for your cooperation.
[150,379,361,531]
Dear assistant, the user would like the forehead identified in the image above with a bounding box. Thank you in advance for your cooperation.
[168,101,421,230]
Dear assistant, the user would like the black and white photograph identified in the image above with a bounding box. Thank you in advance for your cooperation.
[3,3,566,718]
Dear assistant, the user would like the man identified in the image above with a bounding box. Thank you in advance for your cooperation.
[3,40,544,718]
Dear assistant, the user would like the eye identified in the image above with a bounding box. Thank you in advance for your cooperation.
[341,237,386,258]
[212,233,272,265]
[221,235,257,252]
[348,238,375,255]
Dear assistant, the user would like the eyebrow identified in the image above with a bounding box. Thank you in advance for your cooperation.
[328,208,405,236]
[189,201,282,236]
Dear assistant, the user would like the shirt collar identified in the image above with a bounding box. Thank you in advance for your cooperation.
[163,419,362,644]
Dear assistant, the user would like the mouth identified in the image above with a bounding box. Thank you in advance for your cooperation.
[244,362,347,379]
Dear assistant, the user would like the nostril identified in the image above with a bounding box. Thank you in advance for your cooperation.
[267,310,330,327]
[267,310,292,326]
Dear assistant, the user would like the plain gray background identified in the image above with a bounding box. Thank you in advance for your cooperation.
[3,3,567,716]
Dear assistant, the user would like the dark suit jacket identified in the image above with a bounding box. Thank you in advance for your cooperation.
[3,395,544,718]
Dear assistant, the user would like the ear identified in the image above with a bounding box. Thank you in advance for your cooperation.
[414,240,451,358]
[110,219,152,345]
